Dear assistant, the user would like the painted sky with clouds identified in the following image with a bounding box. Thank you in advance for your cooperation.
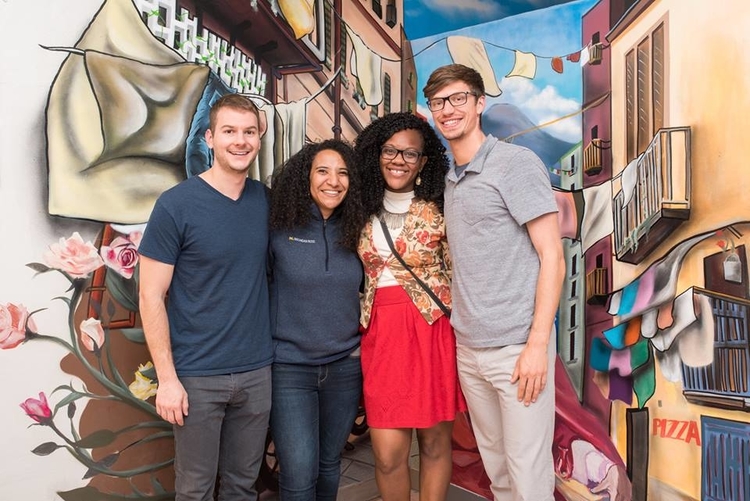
[411,0,598,143]
[405,0,577,39]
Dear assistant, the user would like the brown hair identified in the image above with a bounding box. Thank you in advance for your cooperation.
[423,64,485,100]
[208,94,261,132]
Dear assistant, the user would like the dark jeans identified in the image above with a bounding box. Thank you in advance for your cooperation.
[174,366,272,501]
[271,355,362,501]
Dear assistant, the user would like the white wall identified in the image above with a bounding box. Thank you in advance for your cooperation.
[0,1,104,497]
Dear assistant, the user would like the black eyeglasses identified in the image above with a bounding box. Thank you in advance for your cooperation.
[426,91,478,112]
[380,146,422,164]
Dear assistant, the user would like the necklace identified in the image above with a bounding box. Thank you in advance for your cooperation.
[379,207,407,231]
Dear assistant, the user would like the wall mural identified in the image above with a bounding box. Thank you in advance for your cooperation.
[414,0,750,500]
[2,0,750,500]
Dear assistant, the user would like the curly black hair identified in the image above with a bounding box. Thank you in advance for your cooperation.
[269,139,364,251]
[354,112,449,217]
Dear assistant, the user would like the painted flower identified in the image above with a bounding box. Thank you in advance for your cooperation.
[43,232,104,278]
[109,224,146,250]
[129,362,158,400]
[127,230,143,250]
[20,392,53,424]
[0,303,36,350]
[100,236,139,279]
[79,318,105,352]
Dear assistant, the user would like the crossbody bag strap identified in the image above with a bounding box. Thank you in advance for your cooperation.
[378,218,451,318]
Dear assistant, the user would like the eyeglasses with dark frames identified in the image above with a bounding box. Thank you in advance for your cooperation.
[380,146,423,164]
[426,91,478,112]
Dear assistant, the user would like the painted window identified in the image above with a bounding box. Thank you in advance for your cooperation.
[340,26,347,72]
[569,304,576,329]
[682,293,750,406]
[701,416,750,501]
[385,0,397,28]
[324,0,332,69]
[384,74,391,114]
[569,331,576,361]
[625,22,667,160]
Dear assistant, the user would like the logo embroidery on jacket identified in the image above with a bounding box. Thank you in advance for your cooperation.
[288,236,316,244]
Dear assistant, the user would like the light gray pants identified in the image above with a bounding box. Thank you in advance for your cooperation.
[456,340,556,501]
[174,366,272,501]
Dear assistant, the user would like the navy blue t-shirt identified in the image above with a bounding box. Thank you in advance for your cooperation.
[139,176,273,376]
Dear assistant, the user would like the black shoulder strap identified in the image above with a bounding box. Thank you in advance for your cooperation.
[378,218,451,318]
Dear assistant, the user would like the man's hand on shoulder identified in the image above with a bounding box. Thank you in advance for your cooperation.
[510,339,548,406]
[156,379,189,426]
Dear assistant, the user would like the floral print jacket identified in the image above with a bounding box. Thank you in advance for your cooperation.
[358,199,452,327]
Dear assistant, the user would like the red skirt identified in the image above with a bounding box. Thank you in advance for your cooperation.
[361,285,467,428]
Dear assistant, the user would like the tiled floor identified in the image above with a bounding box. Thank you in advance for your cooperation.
[258,430,483,501]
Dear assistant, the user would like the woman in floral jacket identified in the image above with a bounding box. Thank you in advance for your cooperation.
[354,112,466,501]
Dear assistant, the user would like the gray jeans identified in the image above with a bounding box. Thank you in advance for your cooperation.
[174,366,272,501]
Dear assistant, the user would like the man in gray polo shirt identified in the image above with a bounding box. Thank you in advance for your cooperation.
[423,64,565,501]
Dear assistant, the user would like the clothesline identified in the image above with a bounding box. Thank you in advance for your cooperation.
[503,92,610,142]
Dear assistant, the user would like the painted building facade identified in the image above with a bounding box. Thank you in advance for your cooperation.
[606,1,750,499]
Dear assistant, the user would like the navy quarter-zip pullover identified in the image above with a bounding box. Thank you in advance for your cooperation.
[268,208,363,364]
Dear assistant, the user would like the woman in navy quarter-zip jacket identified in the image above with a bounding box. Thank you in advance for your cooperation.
[267,139,365,501]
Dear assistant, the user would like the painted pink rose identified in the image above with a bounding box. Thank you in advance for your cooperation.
[100,236,139,279]
[127,230,143,250]
[79,318,105,352]
[0,303,36,350]
[43,232,104,278]
[20,392,52,424]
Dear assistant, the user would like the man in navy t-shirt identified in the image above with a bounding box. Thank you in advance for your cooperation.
[139,94,273,501]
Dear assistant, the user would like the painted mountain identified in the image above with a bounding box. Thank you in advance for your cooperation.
[481,102,576,170]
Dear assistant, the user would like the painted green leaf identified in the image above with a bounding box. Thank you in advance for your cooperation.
[53,295,72,307]
[106,298,117,318]
[26,262,51,273]
[139,364,157,380]
[76,429,117,448]
[120,328,146,344]
[82,453,120,479]
[32,442,60,456]
[105,269,139,311]
[150,476,167,494]
[54,391,86,413]
[68,401,77,419]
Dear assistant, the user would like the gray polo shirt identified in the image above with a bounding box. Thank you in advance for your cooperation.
[444,135,557,348]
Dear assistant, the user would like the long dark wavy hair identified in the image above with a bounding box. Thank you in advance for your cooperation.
[354,112,449,217]
[269,139,364,251]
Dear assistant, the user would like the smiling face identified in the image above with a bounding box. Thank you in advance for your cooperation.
[309,149,350,219]
[429,80,485,143]
[379,129,427,193]
[204,107,261,176]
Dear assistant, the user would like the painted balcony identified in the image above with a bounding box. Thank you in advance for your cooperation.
[589,42,603,65]
[613,127,691,264]
[583,138,605,176]
[585,267,609,305]
[682,289,750,411]
[177,0,323,72]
